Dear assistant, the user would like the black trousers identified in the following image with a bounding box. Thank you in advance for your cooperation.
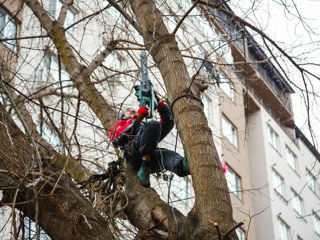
[124,121,188,177]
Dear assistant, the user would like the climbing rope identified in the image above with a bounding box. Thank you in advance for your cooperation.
[158,127,179,240]
[79,151,128,219]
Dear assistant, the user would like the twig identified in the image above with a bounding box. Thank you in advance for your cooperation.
[82,214,93,229]
[172,0,200,36]
[107,0,143,35]
[224,220,245,237]
[0,121,13,146]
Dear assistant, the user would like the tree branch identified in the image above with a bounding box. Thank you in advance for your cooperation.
[57,0,73,27]
[86,40,119,75]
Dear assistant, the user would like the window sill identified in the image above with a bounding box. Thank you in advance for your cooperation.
[223,136,239,152]
[269,143,282,157]
[274,189,288,205]
[287,164,300,178]
[308,186,320,200]
[229,190,242,202]
[292,210,307,223]
[219,90,235,104]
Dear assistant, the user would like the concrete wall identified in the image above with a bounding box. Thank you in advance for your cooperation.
[248,105,320,240]
[218,68,256,239]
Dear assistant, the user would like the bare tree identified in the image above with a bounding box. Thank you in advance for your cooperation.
[0,0,319,239]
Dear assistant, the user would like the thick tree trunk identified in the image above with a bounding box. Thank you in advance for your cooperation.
[124,165,188,238]
[128,1,236,239]
[0,104,114,240]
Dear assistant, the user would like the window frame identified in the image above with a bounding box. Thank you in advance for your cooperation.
[313,212,320,236]
[170,177,193,209]
[286,146,298,173]
[222,114,238,148]
[272,169,286,200]
[40,52,72,93]
[267,125,280,152]
[278,217,291,240]
[36,122,64,154]
[201,94,212,122]
[291,188,304,216]
[0,6,18,52]
[297,235,303,240]
[306,169,320,196]
[219,72,235,101]
[225,165,242,200]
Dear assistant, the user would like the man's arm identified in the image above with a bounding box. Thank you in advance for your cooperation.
[158,101,174,141]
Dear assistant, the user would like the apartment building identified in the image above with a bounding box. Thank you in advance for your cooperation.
[200,2,320,240]
[164,1,320,240]
[0,0,319,240]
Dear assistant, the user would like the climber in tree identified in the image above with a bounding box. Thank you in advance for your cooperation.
[109,98,190,187]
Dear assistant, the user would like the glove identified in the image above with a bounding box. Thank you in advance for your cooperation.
[137,106,149,120]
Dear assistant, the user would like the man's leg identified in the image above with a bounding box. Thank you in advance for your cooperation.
[134,121,161,187]
[153,148,190,177]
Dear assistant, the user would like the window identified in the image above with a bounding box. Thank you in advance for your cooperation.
[201,95,211,122]
[313,212,320,236]
[291,189,304,216]
[176,0,193,13]
[220,72,234,101]
[103,51,122,71]
[306,169,320,196]
[278,218,291,240]
[225,166,241,199]
[24,217,50,239]
[236,227,245,240]
[171,177,192,208]
[222,115,238,148]
[0,93,9,110]
[272,170,286,198]
[104,2,125,25]
[267,125,280,151]
[286,146,298,172]
[190,7,217,41]
[37,122,64,154]
[49,0,76,35]
[219,39,234,64]
[0,7,17,52]
[40,52,72,93]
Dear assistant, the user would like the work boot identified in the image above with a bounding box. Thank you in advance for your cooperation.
[138,166,151,187]
[182,156,190,175]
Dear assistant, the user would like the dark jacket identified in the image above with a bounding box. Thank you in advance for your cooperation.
[109,102,174,147]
